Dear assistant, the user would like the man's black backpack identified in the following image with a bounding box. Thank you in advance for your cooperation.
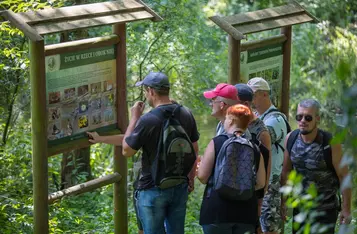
[212,133,259,201]
[261,107,291,151]
[286,129,338,185]
[151,105,196,189]
[286,129,341,209]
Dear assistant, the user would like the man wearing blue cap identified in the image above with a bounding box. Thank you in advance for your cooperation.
[88,72,199,234]
[235,84,272,234]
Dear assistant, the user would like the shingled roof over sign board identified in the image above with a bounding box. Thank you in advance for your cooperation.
[210,1,319,40]
[0,0,162,41]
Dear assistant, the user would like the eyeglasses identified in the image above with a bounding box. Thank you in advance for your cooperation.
[209,99,223,105]
[295,114,313,122]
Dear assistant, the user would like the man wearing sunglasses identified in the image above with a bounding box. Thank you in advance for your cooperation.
[247,77,289,234]
[281,99,351,233]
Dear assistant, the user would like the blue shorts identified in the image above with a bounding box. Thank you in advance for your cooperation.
[135,183,188,234]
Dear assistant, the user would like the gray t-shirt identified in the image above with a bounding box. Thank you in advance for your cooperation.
[248,118,268,142]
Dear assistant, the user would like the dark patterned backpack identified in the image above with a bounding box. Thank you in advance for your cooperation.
[151,104,196,189]
[213,133,259,200]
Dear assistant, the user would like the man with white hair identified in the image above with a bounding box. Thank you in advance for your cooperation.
[247,77,290,234]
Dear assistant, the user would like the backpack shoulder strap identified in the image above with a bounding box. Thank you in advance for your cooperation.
[207,134,231,189]
[320,129,341,194]
[171,104,182,117]
[151,106,166,120]
[261,107,284,122]
[287,129,300,155]
[217,134,235,152]
[319,129,341,209]
[262,108,291,133]
[250,132,258,144]
[320,129,333,171]
[261,107,279,119]
[151,104,182,120]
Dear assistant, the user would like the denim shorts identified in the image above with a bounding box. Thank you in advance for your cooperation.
[135,183,188,234]
[133,190,143,230]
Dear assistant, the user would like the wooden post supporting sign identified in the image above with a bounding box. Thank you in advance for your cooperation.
[113,23,128,234]
[228,35,241,85]
[210,2,317,120]
[30,39,49,234]
[281,26,292,118]
[2,1,161,233]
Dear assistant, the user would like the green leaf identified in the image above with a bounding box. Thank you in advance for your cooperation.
[303,223,311,234]
[330,128,347,145]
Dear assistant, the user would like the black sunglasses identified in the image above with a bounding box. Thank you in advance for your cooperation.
[295,114,313,122]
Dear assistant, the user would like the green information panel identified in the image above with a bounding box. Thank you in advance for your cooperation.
[45,46,118,146]
[240,43,283,108]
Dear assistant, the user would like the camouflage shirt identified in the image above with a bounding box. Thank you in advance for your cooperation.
[248,118,268,141]
[290,132,340,210]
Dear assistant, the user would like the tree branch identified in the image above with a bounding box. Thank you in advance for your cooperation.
[137,31,165,100]
[139,31,165,80]
[2,38,26,146]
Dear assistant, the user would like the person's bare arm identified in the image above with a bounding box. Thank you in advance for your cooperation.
[280,132,293,221]
[122,117,139,157]
[255,153,266,190]
[332,144,352,224]
[258,130,271,192]
[280,133,293,186]
[187,141,199,192]
[87,132,124,146]
[197,140,215,184]
[122,102,145,157]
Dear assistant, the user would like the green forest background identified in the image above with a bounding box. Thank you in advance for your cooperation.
[1,0,356,233]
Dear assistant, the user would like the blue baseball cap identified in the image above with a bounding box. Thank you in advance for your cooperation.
[135,72,170,89]
[234,83,254,102]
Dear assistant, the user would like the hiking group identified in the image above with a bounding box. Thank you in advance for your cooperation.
[87,72,351,234]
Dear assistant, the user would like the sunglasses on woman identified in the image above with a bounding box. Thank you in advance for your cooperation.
[295,114,313,122]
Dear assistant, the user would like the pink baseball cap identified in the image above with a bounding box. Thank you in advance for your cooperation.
[203,83,238,100]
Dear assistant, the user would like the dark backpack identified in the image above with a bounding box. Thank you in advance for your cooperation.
[261,108,291,151]
[286,129,341,209]
[251,133,270,199]
[151,105,196,189]
[286,129,338,185]
[213,134,259,201]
